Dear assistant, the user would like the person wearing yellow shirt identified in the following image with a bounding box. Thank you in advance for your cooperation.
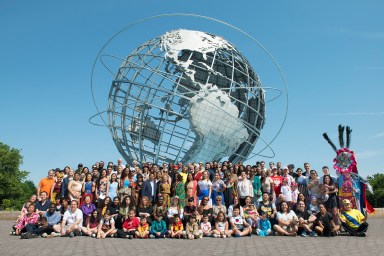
[339,199,368,237]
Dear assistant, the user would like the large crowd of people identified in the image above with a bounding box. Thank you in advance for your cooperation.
[11,159,369,239]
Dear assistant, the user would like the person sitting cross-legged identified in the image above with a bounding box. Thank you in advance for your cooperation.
[22,203,61,238]
[339,199,368,237]
[52,200,83,237]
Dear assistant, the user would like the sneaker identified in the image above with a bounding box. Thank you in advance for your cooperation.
[41,233,48,238]
[256,229,260,236]
[236,233,241,238]
[22,233,37,239]
[73,230,81,236]
[300,231,307,237]
[149,234,155,239]
[357,232,366,237]
[68,232,75,238]
[222,235,226,239]
[9,231,16,235]
[91,234,96,238]
[309,231,317,237]
[213,234,220,238]
[128,235,133,239]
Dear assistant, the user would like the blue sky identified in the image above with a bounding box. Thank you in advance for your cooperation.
[1,0,383,184]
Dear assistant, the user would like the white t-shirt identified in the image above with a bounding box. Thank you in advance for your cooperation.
[63,208,83,227]
[230,215,245,228]
[276,210,296,222]
[280,185,292,202]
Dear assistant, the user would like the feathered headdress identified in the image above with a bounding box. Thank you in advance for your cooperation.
[322,125,356,174]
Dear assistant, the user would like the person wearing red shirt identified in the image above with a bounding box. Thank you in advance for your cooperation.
[270,167,283,198]
[117,209,140,239]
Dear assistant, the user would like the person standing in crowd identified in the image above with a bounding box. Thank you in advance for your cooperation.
[61,169,74,198]
[270,167,282,199]
[321,174,339,223]
[295,168,308,202]
[307,170,322,202]
[319,166,337,185]
[141,173,158,204]
[185,173,198,207]
[108,173,119,201]
[211,172,226,204]
[223,172,237,208]
[82,173,95,204]
[173,172,186,208]
[95,169,109,205]
[282,166,295,186]
[159,174,171,208]
[303,162,311,177]
[37,170,56,199]
[68,172,82,204]
[50,172,63,202]
[237,171,254,206]
[198,171,212,206]
[251,169,261,204]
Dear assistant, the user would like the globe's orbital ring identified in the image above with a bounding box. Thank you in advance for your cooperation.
[90,13,288,159]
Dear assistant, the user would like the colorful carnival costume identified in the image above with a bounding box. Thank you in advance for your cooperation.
[322,125,375,214]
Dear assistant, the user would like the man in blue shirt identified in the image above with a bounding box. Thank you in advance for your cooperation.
[35,191,51,215]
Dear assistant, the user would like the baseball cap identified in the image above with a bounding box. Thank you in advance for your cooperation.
[342,199,351,205]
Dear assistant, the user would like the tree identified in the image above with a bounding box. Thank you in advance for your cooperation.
[0,142,36,209]
[366,173,384,208]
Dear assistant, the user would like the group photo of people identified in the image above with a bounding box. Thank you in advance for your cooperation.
[11,159,369,240]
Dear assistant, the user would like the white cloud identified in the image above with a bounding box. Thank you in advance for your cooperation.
[320,112,384,116]
[356,150,384,159]
[370,132,384,139]
[354,67,384,71]
[328,27,384,40]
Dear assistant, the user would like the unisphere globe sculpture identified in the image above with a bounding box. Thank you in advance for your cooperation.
[108,29,266,164]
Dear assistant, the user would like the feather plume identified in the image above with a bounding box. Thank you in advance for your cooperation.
[338,125,345,148]
[323,133,338,152]
[346,126,352,148]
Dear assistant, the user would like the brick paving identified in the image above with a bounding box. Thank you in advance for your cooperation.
[1,218,383,256]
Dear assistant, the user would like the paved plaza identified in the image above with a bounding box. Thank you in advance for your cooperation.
[1,217,383,256]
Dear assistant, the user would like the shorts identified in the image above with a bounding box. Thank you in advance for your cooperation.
[62,224,81,233]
